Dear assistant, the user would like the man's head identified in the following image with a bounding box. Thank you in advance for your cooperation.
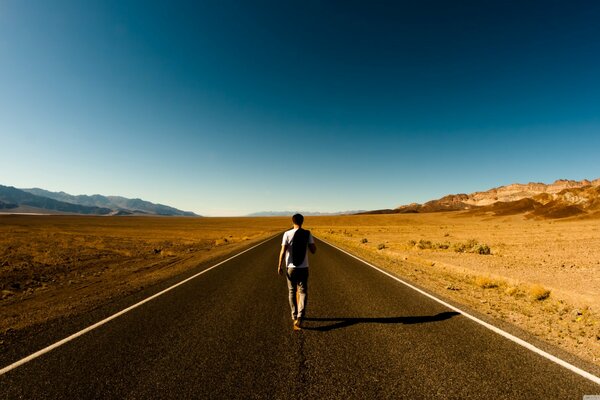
[292,213,304,227]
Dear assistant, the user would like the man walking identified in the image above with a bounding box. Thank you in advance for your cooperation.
[278,214,317,330]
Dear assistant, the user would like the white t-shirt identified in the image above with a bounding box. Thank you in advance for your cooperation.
[282,228,315,268]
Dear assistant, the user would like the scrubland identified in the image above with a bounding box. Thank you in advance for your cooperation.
[0,215,287,338]
[308,212,600,366]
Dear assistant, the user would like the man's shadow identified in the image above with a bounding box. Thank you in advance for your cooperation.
[302,311,460,332]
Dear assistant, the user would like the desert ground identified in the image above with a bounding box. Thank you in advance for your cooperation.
[307,212,600,366]
[0,215,288,341]
[1,212,599,367]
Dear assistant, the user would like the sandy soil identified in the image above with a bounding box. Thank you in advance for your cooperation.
[307,212,600,366]
[0,215,287,339]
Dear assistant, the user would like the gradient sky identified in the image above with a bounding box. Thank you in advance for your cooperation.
[1,1,599,216]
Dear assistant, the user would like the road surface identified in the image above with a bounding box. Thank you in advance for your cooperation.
[1,236,598,399]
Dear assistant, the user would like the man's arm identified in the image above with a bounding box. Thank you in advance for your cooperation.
[278,244,288,275]
[308,232,316,254]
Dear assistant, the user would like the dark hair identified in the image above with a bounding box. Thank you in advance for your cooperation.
[292,213,304,226]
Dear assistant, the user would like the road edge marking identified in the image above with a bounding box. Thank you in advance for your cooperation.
[0,234,280,376]
[317,236,600,386]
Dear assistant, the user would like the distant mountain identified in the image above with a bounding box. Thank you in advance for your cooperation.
[361,178,600,219]
[475,183,600,219]
[23,188,197,216]
[0,185,113,215]
[0,200,19,209]
[247,210,366,217]
[0,185,198,216]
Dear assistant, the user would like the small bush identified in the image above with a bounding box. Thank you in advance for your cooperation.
[465,239,478,249]
[474,276,499,289]
[416,240,433,249]
[409,240,451,251]
[475,244,491,255]
[377,243,386,250]
[454,239,491,255]
[453,242,468,253]
[360,238,368,244]
[530,284,551,301]
[505,286,519,296]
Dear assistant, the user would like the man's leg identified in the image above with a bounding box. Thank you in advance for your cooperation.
[286,267,298,320]
[296,268,309,320]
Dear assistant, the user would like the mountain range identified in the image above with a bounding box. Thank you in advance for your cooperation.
[3,178,598,219]
[247,210,366,217]
[363,178,600,219]
[0,185,198,216]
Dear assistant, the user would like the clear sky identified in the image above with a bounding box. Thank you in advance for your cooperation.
[1,1,599,216]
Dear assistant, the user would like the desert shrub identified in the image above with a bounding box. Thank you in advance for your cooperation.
[504,286,519,296]
[377,243,386,250]
[453,242,467,253]
[474,276,499,289]
[417,239,433,249]
[475,244,491,255]
[454,239,491,255]
[360,238,368,244]
[530,284,551,301]
[465,239,478,249]
[409,240,451,250]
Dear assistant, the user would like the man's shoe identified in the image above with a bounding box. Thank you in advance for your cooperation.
[293,319,302,331]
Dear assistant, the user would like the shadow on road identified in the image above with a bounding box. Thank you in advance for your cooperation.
[302,311,460,332]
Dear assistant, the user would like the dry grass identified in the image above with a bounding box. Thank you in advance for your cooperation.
[307,212,600,366]
[0,215,287,335]
[474,276,500,289]
[530,284,551,301]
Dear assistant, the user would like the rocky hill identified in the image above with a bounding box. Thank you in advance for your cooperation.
[365,178,600,219]
[461,178,600,207]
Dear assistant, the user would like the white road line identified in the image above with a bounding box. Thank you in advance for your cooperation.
[318,237,600,386]
[0,234,279,376]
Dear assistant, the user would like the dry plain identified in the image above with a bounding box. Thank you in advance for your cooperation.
[307,212,600,366]
[1,212,599,369]
[0,215,288,341]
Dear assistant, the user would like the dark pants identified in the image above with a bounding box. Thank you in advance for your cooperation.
[286,267,308,320]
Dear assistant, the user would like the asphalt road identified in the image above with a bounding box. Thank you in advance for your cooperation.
[0,235,598,399]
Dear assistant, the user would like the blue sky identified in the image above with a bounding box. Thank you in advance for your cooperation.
[1,1,599,216]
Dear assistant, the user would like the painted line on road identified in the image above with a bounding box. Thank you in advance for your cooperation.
[318,237,600,386]
[0,234,280,376]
